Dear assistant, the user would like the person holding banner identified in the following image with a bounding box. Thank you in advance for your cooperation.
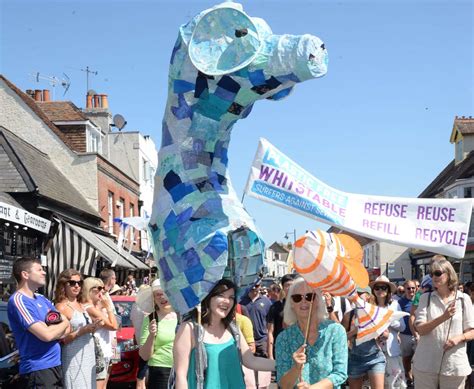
[275,277,348,389]
[413,259,474,389]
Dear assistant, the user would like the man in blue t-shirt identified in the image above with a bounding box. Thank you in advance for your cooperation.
[398,279,417,387]
[240,281,272,357]
[8,257,70,388]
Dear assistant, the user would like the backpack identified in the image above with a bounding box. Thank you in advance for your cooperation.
[168,320,242,389]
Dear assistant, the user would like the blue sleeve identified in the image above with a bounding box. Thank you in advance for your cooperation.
[8,294,41,329]
[275,328,293,383]
[326,324,348,386]
[43,295,55,311]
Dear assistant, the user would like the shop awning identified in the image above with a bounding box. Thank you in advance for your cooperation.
[46,219,148,296]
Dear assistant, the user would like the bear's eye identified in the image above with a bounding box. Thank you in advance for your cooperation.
[309,54,315,61]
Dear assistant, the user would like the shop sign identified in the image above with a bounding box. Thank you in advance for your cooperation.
[0,201,51,234]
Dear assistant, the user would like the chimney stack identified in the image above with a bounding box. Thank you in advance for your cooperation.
[93,94,101,108]
[42,90,50,102]
[100,94,108,109]
[34,90,42,101]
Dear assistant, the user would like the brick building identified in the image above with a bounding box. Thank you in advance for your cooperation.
[0,75,147,294]
[35,98,141,251]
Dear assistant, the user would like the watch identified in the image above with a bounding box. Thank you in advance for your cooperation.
[327,305,334,313]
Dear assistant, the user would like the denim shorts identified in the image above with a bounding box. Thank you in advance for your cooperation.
[348,350,386,378]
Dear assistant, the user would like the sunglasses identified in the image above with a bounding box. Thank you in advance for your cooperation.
[67,280,83,287]
[92,286,105,292]
[406,287,416,290]
[291,293,317,303]
[431,270,444,277]
[373,285,388,291]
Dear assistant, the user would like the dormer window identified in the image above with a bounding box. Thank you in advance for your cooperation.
[86,124,103,154]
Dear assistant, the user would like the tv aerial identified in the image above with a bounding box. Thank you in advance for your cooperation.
[30,72,71,98]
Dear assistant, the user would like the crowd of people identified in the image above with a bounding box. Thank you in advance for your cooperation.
[5,254,474,388]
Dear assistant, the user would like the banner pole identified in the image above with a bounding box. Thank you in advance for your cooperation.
[298,292,315,383]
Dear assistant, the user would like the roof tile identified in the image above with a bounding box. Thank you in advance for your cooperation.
[37,101,88,122]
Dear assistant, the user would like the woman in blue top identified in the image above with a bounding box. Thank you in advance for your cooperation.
[173,279,275,389]
[276,277,348,389]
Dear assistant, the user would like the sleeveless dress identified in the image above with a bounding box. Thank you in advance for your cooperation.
[187,337,245,389]
[62,306,96,389]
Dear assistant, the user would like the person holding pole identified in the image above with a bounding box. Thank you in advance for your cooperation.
[275,277,348,389]
[413,258,474,389]
[173,279,275,389]
[139,279,177,388]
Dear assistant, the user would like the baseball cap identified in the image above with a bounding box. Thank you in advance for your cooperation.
[420,275,433,290]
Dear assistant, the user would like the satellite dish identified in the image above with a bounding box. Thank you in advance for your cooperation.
[113,114,127,131]
[87,89,97,96]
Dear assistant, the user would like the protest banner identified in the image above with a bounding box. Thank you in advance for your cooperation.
[245,138,473,258]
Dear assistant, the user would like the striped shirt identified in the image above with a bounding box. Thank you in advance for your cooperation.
[7,292,61,374]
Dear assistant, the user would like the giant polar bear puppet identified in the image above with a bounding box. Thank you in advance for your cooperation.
[149,2,328,314]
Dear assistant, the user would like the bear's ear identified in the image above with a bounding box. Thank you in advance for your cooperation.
[187,3,263,76]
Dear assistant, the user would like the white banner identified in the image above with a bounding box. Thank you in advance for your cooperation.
[245,138,473,258]
[0,201,51,234]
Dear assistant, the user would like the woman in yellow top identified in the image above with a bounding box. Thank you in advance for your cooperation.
[139,279,177,388]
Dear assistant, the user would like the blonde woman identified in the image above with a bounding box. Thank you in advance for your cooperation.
[82,277,119,389]
[139,279,177,388]
[54,269,100,389]
[276,278,348,389]
[413,259,474,389]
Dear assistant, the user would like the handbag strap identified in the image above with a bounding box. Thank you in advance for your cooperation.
[437,290,458,377]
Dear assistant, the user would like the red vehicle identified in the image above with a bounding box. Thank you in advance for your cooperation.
[108,296,140,388]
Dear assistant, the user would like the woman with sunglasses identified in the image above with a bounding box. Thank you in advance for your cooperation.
[173,279,275,388]
[139,279,177,388]
[275,277,348,389]
[413,258,474,389]
[82,277,119,389]
[343,286,385,389]
[54,269,100,389]
[369,275,406,389]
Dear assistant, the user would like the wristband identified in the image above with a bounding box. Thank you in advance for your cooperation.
[45,310,62,326]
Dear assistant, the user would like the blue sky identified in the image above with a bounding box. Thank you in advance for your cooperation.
[1,0,472,246]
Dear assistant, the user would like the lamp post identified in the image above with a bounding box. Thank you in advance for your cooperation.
[284,229,297,274]
[284,229,296,248]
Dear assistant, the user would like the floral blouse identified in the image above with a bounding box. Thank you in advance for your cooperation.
[276,320,348,388]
